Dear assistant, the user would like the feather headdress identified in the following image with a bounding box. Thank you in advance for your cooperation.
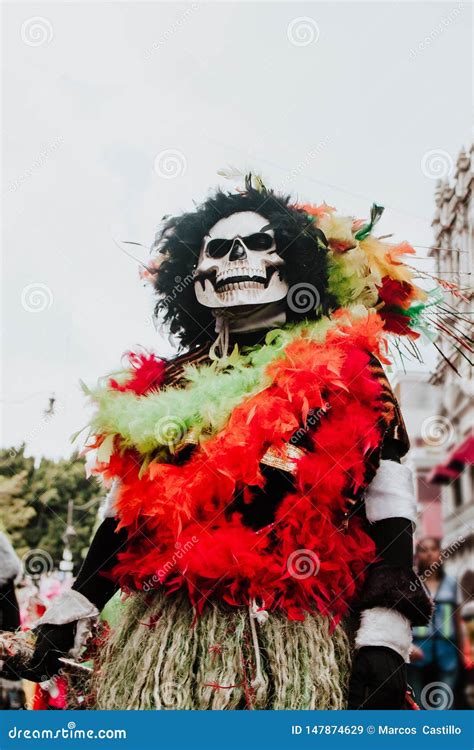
[140,171,471,370]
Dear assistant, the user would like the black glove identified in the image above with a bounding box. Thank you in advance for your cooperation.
[20,622,76,683]
[347,646,407,709]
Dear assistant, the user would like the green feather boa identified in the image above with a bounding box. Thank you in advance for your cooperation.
[86,313,341,459]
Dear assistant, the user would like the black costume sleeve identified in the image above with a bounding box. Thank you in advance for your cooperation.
[72,517,127,612]
[368,434,414,569]
[355,365,432,626]
[360,496,432,627]
[0,580,21,632]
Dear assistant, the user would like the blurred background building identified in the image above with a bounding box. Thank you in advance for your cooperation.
[392,372,443,539]
[401,145,473,600]
[428,145,472,594]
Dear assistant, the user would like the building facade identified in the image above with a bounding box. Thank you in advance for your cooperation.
[392,373,443,540]
[427,145,473,597]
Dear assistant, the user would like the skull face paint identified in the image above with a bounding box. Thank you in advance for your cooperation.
[194,212,288,308]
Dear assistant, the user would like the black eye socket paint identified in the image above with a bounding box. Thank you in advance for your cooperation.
[207,233,273,257]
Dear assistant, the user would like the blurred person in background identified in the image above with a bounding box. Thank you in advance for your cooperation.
[0,532,24,709]
[408,537,463,708]
[458,597,474,709]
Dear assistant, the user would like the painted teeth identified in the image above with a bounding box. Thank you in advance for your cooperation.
[218,280,265,292]
[216,269,262,282]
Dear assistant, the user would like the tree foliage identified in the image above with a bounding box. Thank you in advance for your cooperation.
[0,445,102,572]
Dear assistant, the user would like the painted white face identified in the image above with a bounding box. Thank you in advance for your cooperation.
[193,211,288,308]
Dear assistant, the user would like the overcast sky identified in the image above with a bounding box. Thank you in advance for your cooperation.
[2,1,472,459]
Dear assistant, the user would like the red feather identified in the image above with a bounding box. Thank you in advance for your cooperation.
[109,352,166,395]
[93,318,393,621]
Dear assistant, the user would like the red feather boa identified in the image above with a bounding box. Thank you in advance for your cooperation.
[94,315,393,624]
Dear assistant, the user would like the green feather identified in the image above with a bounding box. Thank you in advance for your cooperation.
[354,204,384,241]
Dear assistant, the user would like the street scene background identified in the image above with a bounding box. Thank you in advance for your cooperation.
[1,1,472,710]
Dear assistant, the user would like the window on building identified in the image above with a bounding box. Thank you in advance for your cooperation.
[452,476,463,508]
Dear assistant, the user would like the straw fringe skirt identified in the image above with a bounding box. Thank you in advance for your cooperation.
[94,591,352,710]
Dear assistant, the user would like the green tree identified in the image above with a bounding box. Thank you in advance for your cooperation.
[0,445,103,571]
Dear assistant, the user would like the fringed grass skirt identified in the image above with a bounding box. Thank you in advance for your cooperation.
[94,591,352,710]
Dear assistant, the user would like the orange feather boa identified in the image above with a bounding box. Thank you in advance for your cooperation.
[93,313,394,623]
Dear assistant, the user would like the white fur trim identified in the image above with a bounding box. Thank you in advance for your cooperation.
[100,478,121,519]
[0,532,21,586]
[364,460,416,523]
[355,607,413,662]
[35,589,99,627]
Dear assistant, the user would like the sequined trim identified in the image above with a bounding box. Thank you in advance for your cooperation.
[260,443,307,474]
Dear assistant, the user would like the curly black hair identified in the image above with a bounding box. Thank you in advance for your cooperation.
[152,184,337,350]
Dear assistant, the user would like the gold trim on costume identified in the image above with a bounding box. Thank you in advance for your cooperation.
[260,443,307,474]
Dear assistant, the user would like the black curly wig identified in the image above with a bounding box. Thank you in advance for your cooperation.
[153,183,337,350]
